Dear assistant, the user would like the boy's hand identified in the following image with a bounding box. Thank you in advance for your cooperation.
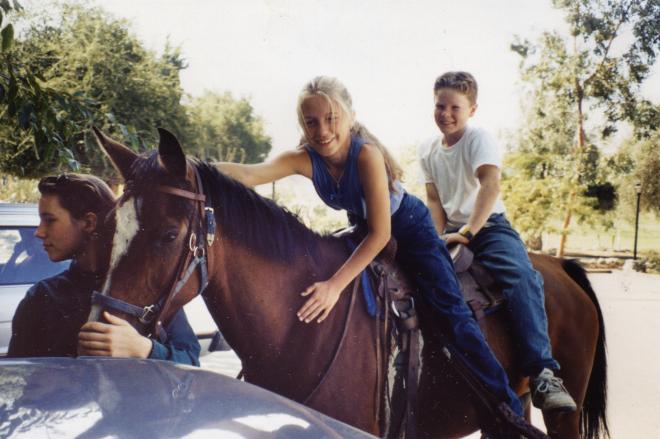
[78,311,152,358]
[297,280,343,324]
[442,232,470,246]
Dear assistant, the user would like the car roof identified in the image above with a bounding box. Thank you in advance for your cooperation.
[0,203,39,227]
[0,357,376,438]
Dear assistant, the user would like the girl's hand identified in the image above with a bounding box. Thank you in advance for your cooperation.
[78,311,152,358]
[297,281,343,324]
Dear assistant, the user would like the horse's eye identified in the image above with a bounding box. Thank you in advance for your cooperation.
[162,231,179,244]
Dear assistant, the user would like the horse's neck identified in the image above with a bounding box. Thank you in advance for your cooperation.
[205,235,347,397]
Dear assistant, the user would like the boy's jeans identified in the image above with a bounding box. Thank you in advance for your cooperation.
[464,213,560,376]
[391,196,524,416]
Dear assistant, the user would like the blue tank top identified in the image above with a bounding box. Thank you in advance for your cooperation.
[306,136,404,219]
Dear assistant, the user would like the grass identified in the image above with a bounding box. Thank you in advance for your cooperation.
[542,212,660,255]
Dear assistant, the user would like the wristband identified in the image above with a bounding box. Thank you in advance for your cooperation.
[458,225,474,241]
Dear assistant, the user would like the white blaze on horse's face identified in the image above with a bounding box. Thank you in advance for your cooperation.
[101,197,140,294]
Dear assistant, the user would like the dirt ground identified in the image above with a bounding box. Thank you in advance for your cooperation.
[201,269,660,438]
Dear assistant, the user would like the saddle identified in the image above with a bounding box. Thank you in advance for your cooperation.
[338,225,506,335]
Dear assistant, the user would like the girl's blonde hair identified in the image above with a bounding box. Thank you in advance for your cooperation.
[296,76,403,191]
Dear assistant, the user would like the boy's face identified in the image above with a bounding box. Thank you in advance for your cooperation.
[433,88,477,142]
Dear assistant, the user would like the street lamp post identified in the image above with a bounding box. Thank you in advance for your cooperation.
[633,182,642,260]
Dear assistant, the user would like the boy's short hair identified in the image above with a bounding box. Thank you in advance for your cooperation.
[433,71,478,105]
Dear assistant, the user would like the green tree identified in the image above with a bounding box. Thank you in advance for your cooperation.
[1,2,189,180]
[0,0,94,177]
[510,0,660,256]
[610,128,660,216]
[502,57,613,250]
[0,175,39,203]
[185,91,271,163]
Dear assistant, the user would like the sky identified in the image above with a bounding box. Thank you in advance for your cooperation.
[25,0,660,158]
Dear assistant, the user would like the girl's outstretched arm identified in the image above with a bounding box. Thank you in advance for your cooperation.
[215,149,311,187]
[297,143,391,323]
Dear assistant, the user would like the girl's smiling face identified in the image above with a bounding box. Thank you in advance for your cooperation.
[301,95,353,159]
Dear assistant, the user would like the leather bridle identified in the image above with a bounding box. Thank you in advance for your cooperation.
[92,166,216,338]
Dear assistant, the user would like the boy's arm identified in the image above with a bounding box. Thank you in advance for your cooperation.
[444,164,500,245]
[470,164,501,234]
[425,183,447,236]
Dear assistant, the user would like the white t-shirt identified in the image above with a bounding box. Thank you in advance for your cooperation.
[418,125,506,230]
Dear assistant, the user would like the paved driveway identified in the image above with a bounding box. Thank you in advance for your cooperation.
[585,270,660,438]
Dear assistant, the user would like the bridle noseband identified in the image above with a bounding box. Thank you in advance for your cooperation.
[92,166,216,338]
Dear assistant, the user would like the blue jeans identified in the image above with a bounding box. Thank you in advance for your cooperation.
[460,213,560,376]
[389,194,523,416]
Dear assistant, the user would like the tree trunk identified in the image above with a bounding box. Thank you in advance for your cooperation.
[558,20,586,259]
[557,192,575,257]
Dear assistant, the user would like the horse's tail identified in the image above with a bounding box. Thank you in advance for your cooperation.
[562,259,610,439]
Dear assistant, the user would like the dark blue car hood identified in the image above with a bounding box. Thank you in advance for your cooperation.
[0,357,375,438]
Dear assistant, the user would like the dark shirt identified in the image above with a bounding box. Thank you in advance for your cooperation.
[7,263,200,366]
[306,135,367,217]
[305,135,405,218]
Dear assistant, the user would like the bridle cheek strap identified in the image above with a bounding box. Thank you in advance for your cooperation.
[150,168,213,336]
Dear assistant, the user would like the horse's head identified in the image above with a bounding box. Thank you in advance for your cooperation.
[90,127,212,335]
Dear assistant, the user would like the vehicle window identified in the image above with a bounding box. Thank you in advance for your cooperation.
[0,227,70,285]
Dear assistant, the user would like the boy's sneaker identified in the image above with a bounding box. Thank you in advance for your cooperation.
[531,368,577,412]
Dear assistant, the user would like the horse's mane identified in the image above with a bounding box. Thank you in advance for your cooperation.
[126,151,339,262]
[195,161,339,262]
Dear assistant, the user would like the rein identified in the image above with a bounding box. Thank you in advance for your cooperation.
[92,165,215,337]
[302,276,359,405]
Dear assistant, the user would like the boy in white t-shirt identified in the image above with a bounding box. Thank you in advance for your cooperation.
[418,71,576,412]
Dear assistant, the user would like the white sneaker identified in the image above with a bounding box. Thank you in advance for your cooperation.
[531,368,577,412]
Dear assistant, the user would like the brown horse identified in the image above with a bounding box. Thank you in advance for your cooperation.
[89,127,608,439]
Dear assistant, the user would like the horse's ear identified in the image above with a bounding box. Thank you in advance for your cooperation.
[157,128,187,178]
[92,126,138,180]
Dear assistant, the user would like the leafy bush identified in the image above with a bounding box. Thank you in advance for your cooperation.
[0,175,39,203]
[634,251,660,274]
